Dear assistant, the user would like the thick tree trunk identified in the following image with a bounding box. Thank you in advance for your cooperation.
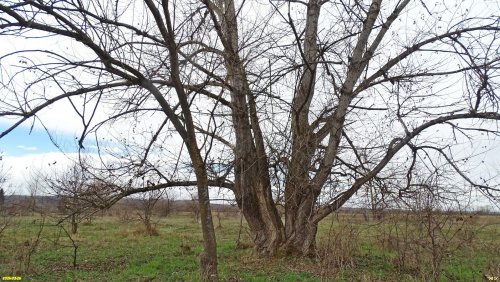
[283,0,321,255]
[222,0,332,257]
[234,174,284,254]
[283,170,320,256]
[284,134,316,238]
[228,67,285,254]
[220,0,329,256]
[230,90,284,254]
[215,0,285,255]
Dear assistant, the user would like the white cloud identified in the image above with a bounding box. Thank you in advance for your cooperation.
[86,144,123,154]
[16,145,37,151]
[2,152,93,195]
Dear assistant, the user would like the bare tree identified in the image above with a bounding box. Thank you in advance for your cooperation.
[24,169,45,215]
[42,162,92,234]
[135,188,165,236]
[192,0,500,255]
[0,1,221,278]
[1,0,499,268]
[159,190,175,217]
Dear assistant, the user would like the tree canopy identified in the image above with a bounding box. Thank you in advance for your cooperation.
[1,0,499,279]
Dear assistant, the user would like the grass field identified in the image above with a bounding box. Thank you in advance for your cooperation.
[0,211,499,281]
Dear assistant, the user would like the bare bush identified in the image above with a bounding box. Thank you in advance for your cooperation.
[317,215,361,279]
[377,190,480,281]
[41,162,99,235]
[135,189,164,236]
[158,192,175,218]
[9,216,46,275]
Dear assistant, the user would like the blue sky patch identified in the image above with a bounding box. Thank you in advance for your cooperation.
[0,125,76,156]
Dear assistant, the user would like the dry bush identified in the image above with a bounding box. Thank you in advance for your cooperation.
[116,228,130,238]
[127,234,139,243]
[133,223,159,236]
[118,210,132,223]
[376,208,479,281]
[179,241,193,255]
[0,210,11,237]
[189,199,200,223]
[317,216,361,279]
[482,235,500,280]
[5,216,46,275]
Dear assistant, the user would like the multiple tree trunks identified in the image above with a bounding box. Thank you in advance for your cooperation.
[236,188,320,256]
[222,0,325,257]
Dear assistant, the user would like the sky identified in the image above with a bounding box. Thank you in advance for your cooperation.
[0,121,235,203]
[0,122,77,193]
[0,125,73,157]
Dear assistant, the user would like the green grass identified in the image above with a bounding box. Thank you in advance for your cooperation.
[0,212,498,281]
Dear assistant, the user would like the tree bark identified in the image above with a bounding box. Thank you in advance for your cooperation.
[191,153,218,281]
[282,0,322,255]
[210,0,285,255]
[228,57,285,255]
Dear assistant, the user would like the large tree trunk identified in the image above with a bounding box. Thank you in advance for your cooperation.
[228,56,285,254]
[285,220,318,256]
[282,0,322,256]
[212,0,332,257]
[220,0,330,257]
[283,142,321,255]
[233,159,284,254]
[284,177,316,254]
[282,0,381,256]
[215,0,285,255]
[283,135,318,254]
[212,0,359,258]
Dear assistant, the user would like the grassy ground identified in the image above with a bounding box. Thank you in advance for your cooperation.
[0,211,498,281]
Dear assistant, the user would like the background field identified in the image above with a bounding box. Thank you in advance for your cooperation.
[1,210,499,281]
